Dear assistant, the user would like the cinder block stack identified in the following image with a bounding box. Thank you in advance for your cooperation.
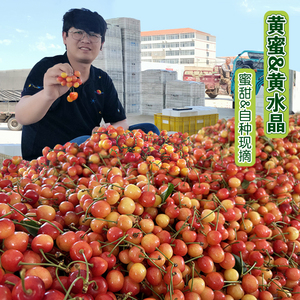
[141,69,177,115]
[93,24,124,106]
[106,18,141,114]
[92,17,206,115]
[165,81,205,108]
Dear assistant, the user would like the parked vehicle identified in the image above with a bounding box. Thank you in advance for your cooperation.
[183,66,230,98]
[0,90,22,131]
[0,69,30,131]
[231,50,264,108]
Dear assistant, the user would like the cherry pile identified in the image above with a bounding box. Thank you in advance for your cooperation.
[1,115,300,299]
[57,71,82,102]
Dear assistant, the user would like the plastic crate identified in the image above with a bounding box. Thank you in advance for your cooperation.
[154,113,219,135]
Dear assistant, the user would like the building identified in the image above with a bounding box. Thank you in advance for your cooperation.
[141,28,216,69]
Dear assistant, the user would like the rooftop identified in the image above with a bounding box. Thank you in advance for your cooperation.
[141,28,215,37]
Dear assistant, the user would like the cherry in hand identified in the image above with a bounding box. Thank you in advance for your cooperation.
[57,71,82,102]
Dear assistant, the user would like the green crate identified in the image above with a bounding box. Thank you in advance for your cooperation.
[154,113,219,135]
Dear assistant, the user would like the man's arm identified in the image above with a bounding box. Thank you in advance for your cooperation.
[15,63,73,125]
[92,118,129,134]
[16,92,58,125]
[111,119,129,130]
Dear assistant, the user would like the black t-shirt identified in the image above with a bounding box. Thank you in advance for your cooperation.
[21,53,126,161]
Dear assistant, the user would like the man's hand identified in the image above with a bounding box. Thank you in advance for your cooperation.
[43,63,74,102]
[92,123,111,134]
[16,63,76,125]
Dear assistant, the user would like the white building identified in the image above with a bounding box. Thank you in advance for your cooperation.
[141,28,216,69]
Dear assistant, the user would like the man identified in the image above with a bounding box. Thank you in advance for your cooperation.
[16,8,158,161]
[220,57,232,95]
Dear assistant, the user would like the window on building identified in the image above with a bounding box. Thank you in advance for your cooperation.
[152,35,166,40]
[180,50,195,55]
[206,59,209,65]
[206,44,209,49]
[180,41,195,47]
[166,50,180,56]
[206,36,209,41]
[206,52,209,57]
[141,44,152,49]
[180,58,194,64]
[166,34,179,40]
[165,59,179,64]
[166,42,179,48]
[141,36,152,41]
[152,43,166,49]
[180,33,195,39]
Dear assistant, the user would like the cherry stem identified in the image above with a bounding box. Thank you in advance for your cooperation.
[39,250,67,271]
[55,266,68,294]
[65,259,93,273]
[39,219,64,234]
[125,240,167,274]
[240,252,245,277]
[171,217,190,242]
[0,211,13,219]
[215,208,220,231]
[80,228,92,240]
[242,261,257,275]
[116,292,134,300]
[142,281,164,300]
[63,275,84,300]
[190,261,195,293]
[79,250,90,292]
[4,280,16,286]
[169,264,174,300]
[99,234,128,251]
[108,235,128,257]
[19,261,66,271]
[155,247,175,266]
[83,198,105,222]
[82,163,98,174]
[19,269,32,295]
[269,278,290,295]
[7,203,41,225]
[184,254,204,264]
[287,243,299,268]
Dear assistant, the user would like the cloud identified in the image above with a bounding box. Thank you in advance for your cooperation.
[16,29,26,33]
[241,0,254,13]
[30,41,62,52]
[16,28,29,38]
[28,32,61,52]
[49,44,62,49]
[46,33,56,40]
[36,42,47,51]
[0,39,12,46]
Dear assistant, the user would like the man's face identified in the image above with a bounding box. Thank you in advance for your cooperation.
[63,27,104,64]
[226,58,231,65]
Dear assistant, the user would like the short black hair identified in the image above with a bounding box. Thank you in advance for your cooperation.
[63,8,107,42]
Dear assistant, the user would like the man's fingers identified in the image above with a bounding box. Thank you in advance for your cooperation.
[58,63,74,76]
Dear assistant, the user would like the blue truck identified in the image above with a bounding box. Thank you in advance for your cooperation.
[231,50,264,108]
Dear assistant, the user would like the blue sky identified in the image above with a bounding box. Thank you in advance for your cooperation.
[1,0,299,71]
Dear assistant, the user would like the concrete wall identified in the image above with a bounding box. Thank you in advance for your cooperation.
[0,69,31,90]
